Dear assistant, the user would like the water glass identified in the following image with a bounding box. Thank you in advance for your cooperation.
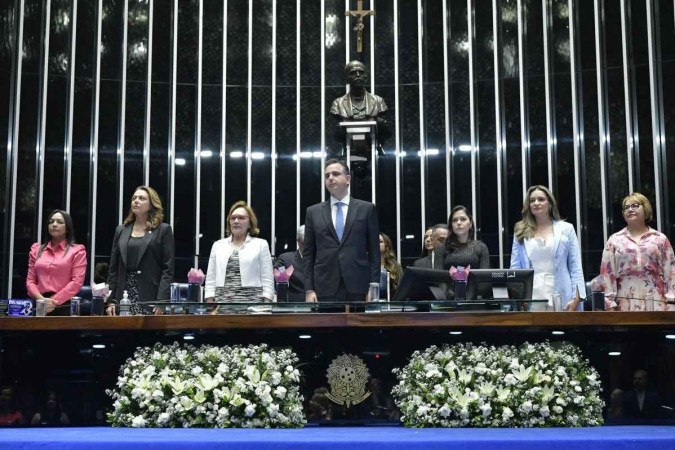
[36,299,47,317]
[368,283,380,302]
[644,298,655,312]
[70,297,81,316]
[552,293,563,312]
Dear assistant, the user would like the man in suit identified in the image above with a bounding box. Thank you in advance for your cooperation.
[413,224,448,269]
[623,369,662,420]
[303,159,380,302]
[273,225,306,302]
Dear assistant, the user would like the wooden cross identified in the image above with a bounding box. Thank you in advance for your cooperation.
[345,0,375,53]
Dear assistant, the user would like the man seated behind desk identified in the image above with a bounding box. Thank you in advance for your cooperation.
[412,223,448,269]
[273,225,306,302]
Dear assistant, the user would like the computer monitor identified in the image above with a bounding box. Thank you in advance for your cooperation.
[466,269,534,301]
[391,267,451,301]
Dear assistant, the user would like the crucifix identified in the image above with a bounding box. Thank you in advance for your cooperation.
[345,0,375,53]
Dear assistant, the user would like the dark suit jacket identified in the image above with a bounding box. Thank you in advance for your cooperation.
[273,250,306,301]
[107,222,175,302]
[412,248,444,270]
[623,389,662,419]
[303,198,380,299]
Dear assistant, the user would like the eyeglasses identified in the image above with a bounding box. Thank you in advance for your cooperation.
[230,215,249,222]
[622,203,641,212]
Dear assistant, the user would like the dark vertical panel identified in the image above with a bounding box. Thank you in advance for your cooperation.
[550,0,577,223]
[173,0,199,278]
[299,0,320,223]
[524,0,546,188]
[373,0,397,255]
[475,1,498,262]
[449,0,471,211]
[198,0,223,269]
[600,0,629,232]
[43,0,71,218]
[250,0,272,244]
[423,0,448,230]
[0,1,16,291]
[631,0,655,200]
[501,0,522,265]
[273,1,297,255]
[659,0,675,239]
[148,0,171,208]
[95,0,123,266]
[13,0,43,296]
[577,0,603,273]
[398,0,421,260]
[224,0,247,212]
[122,0,148,199]
[325,0,345,87]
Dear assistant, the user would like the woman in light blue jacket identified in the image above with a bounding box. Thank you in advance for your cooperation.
[510,185,586,311]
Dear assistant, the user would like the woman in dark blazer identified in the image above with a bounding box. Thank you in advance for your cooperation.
[105,186,174,315]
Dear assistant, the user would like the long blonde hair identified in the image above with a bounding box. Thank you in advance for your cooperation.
[514,185,561,242]
[123,186,165,230]
[380,233,403,290]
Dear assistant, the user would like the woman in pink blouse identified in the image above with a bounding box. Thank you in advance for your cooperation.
[599,193,675,311]
[26,210,87,315]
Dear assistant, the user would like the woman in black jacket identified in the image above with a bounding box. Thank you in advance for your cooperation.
[106,186,174,315]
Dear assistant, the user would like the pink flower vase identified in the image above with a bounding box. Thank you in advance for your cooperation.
[274,266,294,302]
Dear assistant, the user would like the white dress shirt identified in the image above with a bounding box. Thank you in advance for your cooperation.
[330,194,350,230]
[204,234,275,300]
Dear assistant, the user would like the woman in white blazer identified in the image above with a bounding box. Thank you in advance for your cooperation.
[205,201,274,312]
[510,185,586,311]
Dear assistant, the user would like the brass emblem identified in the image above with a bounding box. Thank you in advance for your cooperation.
[325,353,371,407]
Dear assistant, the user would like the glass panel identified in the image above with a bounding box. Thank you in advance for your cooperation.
[147,0,173,205]
[373,1,397,256]
[324,0,346,88]
[273,1,297,256]
[122,0,149,198]
[423,0,448,231]
[43,0,72,218]
[502,0,522,267]
[0,0,13,295]
[398,0,421,265]
[299,0,321,223]
[550,0,578,226]
[173,84,196,279]
[250,0,273,245]
[660,0,675,237]
[475,2,498,266]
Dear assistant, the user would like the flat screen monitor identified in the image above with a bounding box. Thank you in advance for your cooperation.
[466,269,534,301]
[391,267,451,301]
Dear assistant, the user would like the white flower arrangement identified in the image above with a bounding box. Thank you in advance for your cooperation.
[392,342,604,428]
[107,342,306,428]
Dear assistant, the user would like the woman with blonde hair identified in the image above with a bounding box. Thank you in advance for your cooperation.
[205,201,274,312]
[106,186,175,315]
[599,193,674,311]
[510,185,585,311]
[379,233,403,294]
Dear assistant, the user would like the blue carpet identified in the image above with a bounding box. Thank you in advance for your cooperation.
[1,426,675,449]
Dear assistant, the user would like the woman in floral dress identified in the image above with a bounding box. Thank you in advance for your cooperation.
[599,193,675,311]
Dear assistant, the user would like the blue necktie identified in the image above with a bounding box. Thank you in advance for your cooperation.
[335,202,344,241]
